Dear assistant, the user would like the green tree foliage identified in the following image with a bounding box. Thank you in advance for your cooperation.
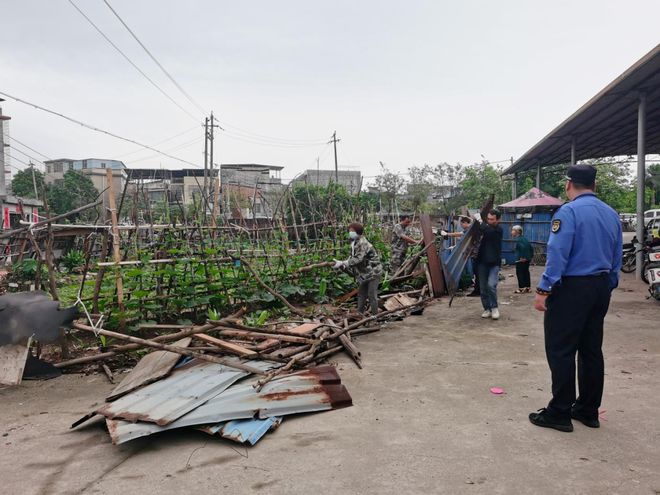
[457,162,511,208]
[10,166,44,198]
[374,162,406,214]
[47,171,99,218]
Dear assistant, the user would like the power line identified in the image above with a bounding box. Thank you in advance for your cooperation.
[67,0,199,122]
[218,122,329,145]
[5,143,46,166]
[103,1,333,148]
[112,125,199,159]
[102,0,207,115]
[0,91,202,168]
[221,130,329,149]
[127,136,204,164]
[3,133,52,161]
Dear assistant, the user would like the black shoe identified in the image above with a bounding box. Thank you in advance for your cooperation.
[466,291,481,297]
[571,409,600,428]
[529,408,573,432]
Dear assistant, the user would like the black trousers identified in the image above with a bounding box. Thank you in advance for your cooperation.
[544,274,611,420]
[516,261,531,288]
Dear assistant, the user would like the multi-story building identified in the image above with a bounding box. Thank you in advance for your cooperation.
[43,158,127,211]
[293,169,362,194]
[220,164,283,192]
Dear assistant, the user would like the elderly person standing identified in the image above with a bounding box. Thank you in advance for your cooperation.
[512,225,533,293]
[334,222,383,315]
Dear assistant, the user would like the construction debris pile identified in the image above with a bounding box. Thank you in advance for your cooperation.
[67,304,426,446]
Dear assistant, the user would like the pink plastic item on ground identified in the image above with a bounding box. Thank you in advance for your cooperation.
[490,387,505,395]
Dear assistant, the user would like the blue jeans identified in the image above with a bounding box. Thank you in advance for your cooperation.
[478,264,500,310]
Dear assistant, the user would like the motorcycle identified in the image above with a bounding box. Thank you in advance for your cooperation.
[621,239,637,273]
[645,246,660,301]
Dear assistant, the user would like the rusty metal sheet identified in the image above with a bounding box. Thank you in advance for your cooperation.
[419,214,445,297]
[96,359,279,426]
[106,337,192,401]
[106,365,352,444]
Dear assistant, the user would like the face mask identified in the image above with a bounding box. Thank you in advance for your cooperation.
[349,231,359,240]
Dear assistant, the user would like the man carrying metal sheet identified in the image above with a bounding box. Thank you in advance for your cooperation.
[530,165,622,433]
[476,210,503,319]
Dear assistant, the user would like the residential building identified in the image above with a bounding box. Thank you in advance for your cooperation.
[293,169,362,194]
[43,158,127,212]
[220,164,283,192]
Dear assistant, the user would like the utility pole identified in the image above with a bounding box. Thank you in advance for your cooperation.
[203,117,209,198]
[0,99,11,229]
[328,131,340,183]
[206,112,220,214]
[316,157,320,186]
[30,162,39,198]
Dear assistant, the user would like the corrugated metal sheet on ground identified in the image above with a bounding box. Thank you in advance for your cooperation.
[107,365,352,444]
[199,416,283,445]
[106,337,192,401]
[97,358,279,425]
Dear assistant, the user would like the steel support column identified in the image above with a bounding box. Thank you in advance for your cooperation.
[570,137,577,166]
[535,164,541,189]
[635,93,646,281]
[512,172,518,199]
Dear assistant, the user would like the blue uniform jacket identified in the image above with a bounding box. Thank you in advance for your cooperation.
[538,192,622,292]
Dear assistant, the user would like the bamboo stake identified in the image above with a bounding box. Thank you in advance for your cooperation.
[72,323,265,374]
[106,169,124,315]
[235,256,306,316]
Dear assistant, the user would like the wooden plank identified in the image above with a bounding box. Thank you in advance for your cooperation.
[106,337,192,401]
[194,334,257,357]
[419,214,446,297]
[0,338,32,386]
[383,293,417,311]
[286,323,322,335]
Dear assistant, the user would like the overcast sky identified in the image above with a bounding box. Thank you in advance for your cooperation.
[1,0,659,184]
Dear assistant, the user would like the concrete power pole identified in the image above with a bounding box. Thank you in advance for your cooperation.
[0,99,11,229]
[329,131,340,183]
[203,117,209,198]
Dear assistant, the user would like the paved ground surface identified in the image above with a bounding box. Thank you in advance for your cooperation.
[1,266,659,495]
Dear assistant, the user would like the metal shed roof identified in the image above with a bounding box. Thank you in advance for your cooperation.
[503,44,660,175]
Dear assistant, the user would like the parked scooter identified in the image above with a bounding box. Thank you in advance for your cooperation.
[645,246,660,301]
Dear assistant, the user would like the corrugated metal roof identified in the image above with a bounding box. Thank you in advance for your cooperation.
[503,44,660,175]
[97,359,279,426]
[107,366,352,444]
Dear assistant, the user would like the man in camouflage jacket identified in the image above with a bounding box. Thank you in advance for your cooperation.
[334,223,383,315]
[390,215,420,275]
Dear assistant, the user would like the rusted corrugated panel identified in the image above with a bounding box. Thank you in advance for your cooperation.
[420,214,446,297]
[106,337,192,401]
[107,365,352,444]
[97,359,278,426]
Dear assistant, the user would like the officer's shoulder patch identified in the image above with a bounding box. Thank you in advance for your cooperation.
[551,219,561,233]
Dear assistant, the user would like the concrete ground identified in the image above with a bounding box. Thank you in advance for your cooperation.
[1,266,659,495]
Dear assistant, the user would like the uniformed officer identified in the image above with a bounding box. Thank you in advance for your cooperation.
[530,165,622,432]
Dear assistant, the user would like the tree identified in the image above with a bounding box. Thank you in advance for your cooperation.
[47,171,99,219]
[10,166,44,199]
[458,161,511,208]
[374,162,406,215]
